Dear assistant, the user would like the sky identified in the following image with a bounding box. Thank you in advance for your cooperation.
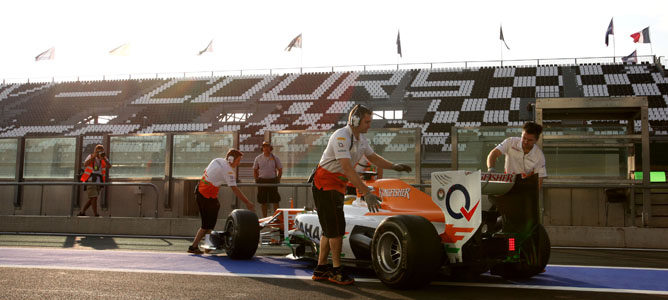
[1,0,667,82]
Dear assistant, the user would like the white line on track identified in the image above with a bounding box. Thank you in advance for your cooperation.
[431,281,668,296]
[2,264,667,295]
[552,246,668,252]
[548,264,668,271]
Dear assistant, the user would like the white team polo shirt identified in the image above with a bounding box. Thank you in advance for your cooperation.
[319,125,374,173]
[495,137,547,178]
[202,158,237,187]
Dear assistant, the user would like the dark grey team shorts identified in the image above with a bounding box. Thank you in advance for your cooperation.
[311,186,345,238]
[195,188,220,230]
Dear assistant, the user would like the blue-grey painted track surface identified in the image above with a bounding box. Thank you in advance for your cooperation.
[2,236,668,299]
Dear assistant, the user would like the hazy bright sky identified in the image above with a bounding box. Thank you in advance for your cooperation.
[1,0,667,81]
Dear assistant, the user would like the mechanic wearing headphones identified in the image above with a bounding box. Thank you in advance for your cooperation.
[486,121,547,187]
[188,149,255,254]
[311,104,412,285]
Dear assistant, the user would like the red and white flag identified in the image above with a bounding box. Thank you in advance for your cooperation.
[35,47,55,61]
[630,27,651,43]
[285,33,302,51]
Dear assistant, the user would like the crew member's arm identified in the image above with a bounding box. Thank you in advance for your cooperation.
[366,153,412,172]
[253,159,259,181]
[275,156,283,182]
[276,167,282,182]
[338,157,372,196]
[365,153,394,170]
[230,186,255,211]
[103,157,112,169]
[487,148,503,171]
[84,153,95,167]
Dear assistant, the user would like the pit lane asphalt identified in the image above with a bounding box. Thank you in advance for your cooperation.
[1,233,668,299]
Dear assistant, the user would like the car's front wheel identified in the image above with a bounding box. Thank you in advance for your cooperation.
[223,209,260,259]
[371,215,443,289]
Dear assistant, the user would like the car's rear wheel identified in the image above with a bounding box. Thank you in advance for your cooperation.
[494,224,550,279]
[223,209,260,259]
[371,215,443,289]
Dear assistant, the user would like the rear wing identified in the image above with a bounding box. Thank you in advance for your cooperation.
[430,171,517,263]
[480,172,516,195]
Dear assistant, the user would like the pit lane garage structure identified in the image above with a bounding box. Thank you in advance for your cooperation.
[1,59,667,248]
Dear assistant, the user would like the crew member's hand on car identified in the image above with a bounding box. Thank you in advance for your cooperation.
[363,192,381,213]
[392,163,412,172]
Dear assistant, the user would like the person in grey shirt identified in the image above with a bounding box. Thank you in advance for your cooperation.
[253,141,283,217]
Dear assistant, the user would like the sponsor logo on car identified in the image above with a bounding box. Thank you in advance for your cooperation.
[481,173,514,183]
[378,188,410,199]
[296,219,321,241]
[445,184,480,221]
[436,188,445,201]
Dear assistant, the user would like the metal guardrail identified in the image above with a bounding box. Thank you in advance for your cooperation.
[0,182,160,217]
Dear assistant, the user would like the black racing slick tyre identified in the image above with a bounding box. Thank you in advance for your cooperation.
[223,209,260,260]
[371,215,443,289]
[494,224,550,279]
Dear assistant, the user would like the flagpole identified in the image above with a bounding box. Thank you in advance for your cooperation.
[650,42,654,57]
[500,41,503,67]
[649,27,653,56]
[613,34,616,63]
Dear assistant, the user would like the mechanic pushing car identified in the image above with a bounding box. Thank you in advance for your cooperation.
[310,104,412,285]
[188,149,255,254]
[486,121,547,187]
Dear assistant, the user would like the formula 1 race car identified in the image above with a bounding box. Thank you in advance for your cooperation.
[202,171,550,289]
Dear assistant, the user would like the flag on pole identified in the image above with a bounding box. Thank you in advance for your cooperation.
[622,50,637,63]
[35,47,55,61]
[198,40,213,55]
[285,34,302,51]
[109,43,131,56]
[396,30,402,57]
[500,26,510,50]
[630,27,651,43]
[605,18,614,46]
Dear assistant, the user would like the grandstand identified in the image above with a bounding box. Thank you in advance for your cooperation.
[1,59,667,175]
[2,57,668,231]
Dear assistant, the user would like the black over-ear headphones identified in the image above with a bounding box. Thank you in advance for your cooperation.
[348,104,371,127]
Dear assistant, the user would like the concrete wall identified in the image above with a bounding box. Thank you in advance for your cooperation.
[543,186,630,227]
[546,226,668,249]
[0,215,200,236]
[0,185,17,215]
